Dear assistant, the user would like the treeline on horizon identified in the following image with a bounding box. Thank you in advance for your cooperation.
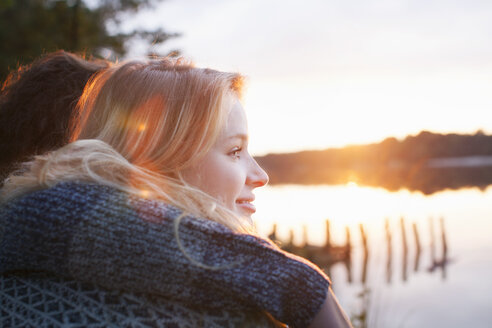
[255,130,492,194]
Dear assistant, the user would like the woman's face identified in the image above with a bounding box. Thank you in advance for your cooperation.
[181,99,269,219]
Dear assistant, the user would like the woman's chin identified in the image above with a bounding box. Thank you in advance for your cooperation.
[233,209,254,226]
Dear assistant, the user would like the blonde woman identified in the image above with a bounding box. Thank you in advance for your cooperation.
[0,59,352,327]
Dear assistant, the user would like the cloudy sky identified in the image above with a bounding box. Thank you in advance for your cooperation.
[123,0,492,155]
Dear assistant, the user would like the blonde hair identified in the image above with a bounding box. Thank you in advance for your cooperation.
[1,58,252,233]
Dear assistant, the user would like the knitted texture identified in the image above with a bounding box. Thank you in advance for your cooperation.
[0,182,330,327]
[0,273,276,327]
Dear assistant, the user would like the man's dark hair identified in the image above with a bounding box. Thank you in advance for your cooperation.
[0,51,109,183]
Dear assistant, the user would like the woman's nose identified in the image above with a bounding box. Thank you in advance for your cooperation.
[247,157,269,188]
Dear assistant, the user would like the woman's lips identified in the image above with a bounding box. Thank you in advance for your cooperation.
[236,200,256,214]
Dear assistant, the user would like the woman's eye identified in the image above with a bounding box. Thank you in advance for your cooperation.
[230,147,242,159]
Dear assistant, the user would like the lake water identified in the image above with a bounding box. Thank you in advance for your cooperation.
[252,183,492,328]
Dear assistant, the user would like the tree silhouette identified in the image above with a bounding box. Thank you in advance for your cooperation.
[0,0,178,79]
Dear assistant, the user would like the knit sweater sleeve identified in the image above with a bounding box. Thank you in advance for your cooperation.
[0,182,330,328]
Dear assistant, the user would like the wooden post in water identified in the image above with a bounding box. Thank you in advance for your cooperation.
[427,217,450,279]
[429,217,436,266]
[325,219,332,249]
[360,224,368,256]
[268,223,277,243]
[345,226,351,251]
[440,217,448,280]
[440,217,448,257]
[412,222,421,272]
[285,228,295,254]
[302,224,308,247]
[385,218,392,284]
[400,217,408,282]
[345,225,353,283]
[359,223,369,284]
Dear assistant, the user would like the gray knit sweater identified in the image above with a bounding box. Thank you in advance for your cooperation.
[0,182,330,327]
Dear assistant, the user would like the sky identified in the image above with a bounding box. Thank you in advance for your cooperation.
[121,0,492,155]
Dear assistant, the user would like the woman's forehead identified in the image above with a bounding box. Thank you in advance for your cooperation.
[224,101,248,133]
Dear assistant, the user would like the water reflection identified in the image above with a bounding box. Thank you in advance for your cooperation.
[427,217,450,279]
[269,217,451,285]
[255,184,492,328]
[269,217,452,327]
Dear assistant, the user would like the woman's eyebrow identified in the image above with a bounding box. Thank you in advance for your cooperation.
[227,133,248,141]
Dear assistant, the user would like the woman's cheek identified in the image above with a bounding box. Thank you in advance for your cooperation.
[224,167,243,206]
